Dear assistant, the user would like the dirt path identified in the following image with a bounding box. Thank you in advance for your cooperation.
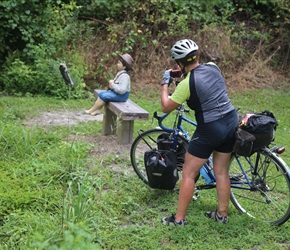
[25,110,103,127]
[25,110,132,161]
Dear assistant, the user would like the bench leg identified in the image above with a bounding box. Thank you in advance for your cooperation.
[102,106,134,144]
[116,120,134,144]
[102,107,116,136]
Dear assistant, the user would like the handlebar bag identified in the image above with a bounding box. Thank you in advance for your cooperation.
[144,149,179,190]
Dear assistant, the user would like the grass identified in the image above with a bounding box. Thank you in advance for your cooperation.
[0,86,290,249]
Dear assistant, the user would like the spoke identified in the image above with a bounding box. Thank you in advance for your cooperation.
[233,192,270,204]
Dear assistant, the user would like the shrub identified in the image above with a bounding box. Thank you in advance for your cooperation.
[1,59,36,95]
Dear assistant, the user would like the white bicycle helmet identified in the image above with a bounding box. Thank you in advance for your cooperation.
[170,39,199,61]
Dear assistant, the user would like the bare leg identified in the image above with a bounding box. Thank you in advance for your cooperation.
[85,98,105,115]
[175,153,207,221]
[212,150,231,216]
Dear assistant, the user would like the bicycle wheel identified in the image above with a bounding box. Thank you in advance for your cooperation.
[130,129,188,185]
[229,148,290,225]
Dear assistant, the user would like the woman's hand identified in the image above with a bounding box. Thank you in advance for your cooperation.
[109,80,114,89]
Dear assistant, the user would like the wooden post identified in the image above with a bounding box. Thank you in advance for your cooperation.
[102,106,116,136]
[116,119,134,144]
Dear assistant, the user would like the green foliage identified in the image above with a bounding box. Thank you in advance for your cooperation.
[1,59,36,95]
[63,181,94,223]
[0,124,54,160]
[0,0,289,96]
[0,162,62,215]
[0,0,87,98]
[0,44,87,98]
[98,0,237,53]
[231,0,290,69]
[0,0,78,60]
[70,0,290,87]
[0,104,98,248]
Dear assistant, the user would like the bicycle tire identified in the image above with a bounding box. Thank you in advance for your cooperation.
[130,128,188,185]
[229,148,290,225]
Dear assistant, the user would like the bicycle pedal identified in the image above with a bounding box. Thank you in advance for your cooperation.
[192,191,200,201]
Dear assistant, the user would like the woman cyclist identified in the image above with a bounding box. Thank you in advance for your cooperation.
[161,39,239,225]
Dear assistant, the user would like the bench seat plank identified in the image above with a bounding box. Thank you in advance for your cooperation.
[107,100,149,121]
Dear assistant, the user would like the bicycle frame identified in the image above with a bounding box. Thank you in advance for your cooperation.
[152,105,274,191]
[153,105,197,141]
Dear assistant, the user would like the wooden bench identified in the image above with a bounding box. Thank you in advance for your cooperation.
[94,89,149,144]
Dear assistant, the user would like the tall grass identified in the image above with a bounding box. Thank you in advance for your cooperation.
[0,87,289,249]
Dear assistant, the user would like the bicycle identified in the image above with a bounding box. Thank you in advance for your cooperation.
[130,104,290,226]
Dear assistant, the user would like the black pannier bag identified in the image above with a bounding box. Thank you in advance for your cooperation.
[234,128,256,157]
[233,110,278,156]
[157,133,173,150]
[144,149,179,190]
[157,133,187,169]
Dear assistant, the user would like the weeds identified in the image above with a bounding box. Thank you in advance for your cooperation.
[62,177,97,227]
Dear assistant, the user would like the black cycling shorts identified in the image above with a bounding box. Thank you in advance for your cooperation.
[187,110,239,159]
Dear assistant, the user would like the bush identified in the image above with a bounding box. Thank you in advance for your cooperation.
[0,43,88,98]
[1,59,36,95]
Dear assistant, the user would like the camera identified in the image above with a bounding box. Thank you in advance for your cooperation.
[170,69,183,78]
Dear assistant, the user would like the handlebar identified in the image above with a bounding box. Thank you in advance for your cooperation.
[153,104,190,132]
[153,111,168,121]
[153,105,189,120]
